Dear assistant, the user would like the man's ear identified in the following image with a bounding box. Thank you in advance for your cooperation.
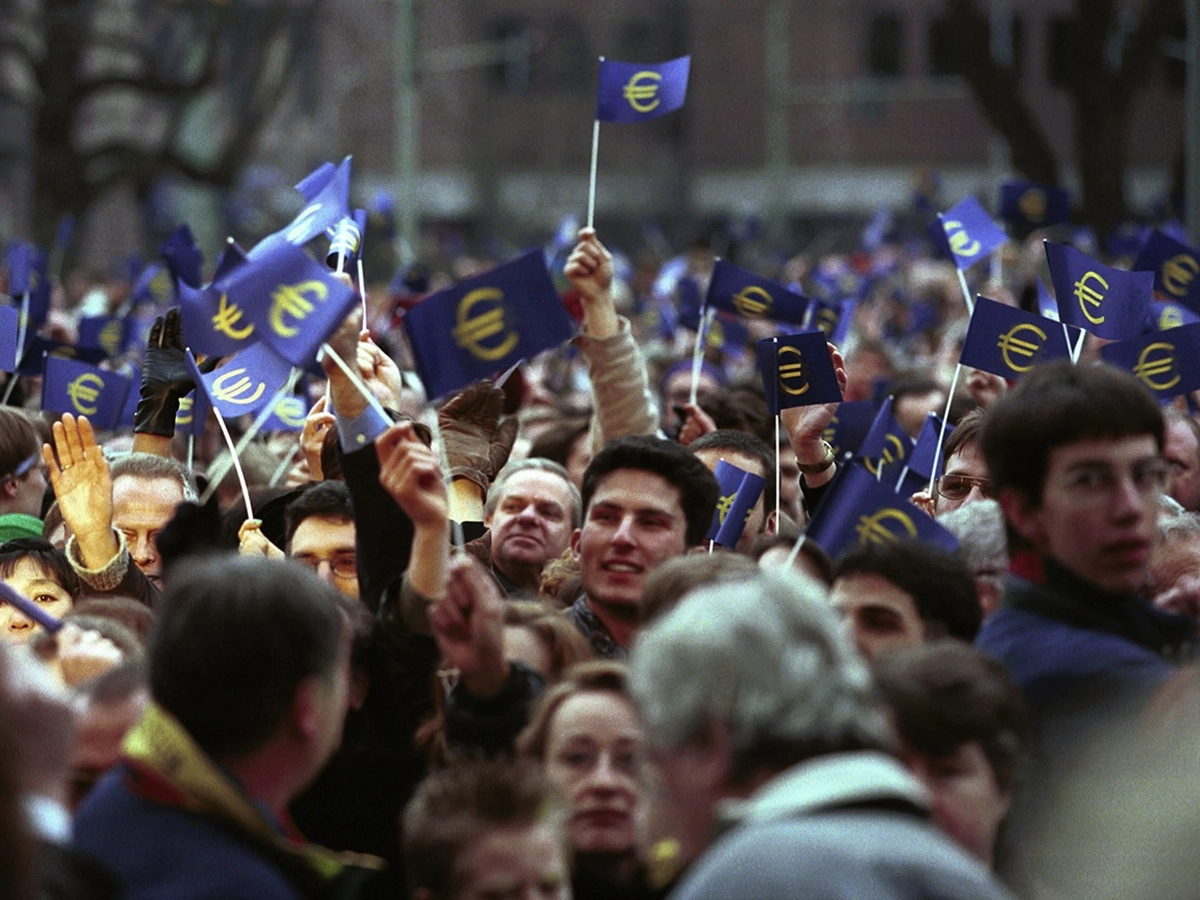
[290,675,324,741]
[763,507,779,536]
[1,478,18,501]
[569,527,582,560]
[1000,487,1044,547]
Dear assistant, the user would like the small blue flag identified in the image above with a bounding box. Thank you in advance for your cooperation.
[906,414,953,481]
[1099,322,1200,403]
[187,344,294,420]
[1132,230,1200,313]
[131,263,176,308]
[706,260,809,325]
[179,280,254,359]
[6,242,50,329]
[960,295,1072,380]
[402,249,575,400]
[1146,300,1200,332]
[174,389,210,438]
[822,400,878,458]
[705,460,765,548]
[52,215,74,257]
[1045,241,1151,341]
[999,180,1071,229]
[217,242,358,367]
[160,225,205,289]
[857,397,913,479]
[596,56,690,123]
[78,315,132,359]
[249,157,352,261]
[41,358,132,430]
[260,393,308,432]
[935,197,1008,271]
[326,209,368,270]
[18,339,103,376]
[756,332,842,414]
[0,305,18,372]
[805,463,958,561]
[701,313,749,354]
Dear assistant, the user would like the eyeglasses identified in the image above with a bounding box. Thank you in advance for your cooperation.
[2,451,41,484]
[935,474,998,502]
[1058,460,1169,502]
[294,554,358,579]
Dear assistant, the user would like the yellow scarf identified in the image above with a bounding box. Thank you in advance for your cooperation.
[121,703,384,889]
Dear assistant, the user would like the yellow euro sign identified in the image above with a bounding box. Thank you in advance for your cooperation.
[285,204,322,244]
[864,433,908,476]
[715,493,735,525]
[997,322,1047,374]
[944,220,981,258]
[732,286,774,318]
[1018,188,1047,223]
[99,320,123,358]
[213,294,255,341]
[270,281,328,338]
[855,508,918,546]
[1074,270,1108,325]
[706,319,725,349]
[777,344,809,396]
[1160,305,1184,330]
[1162,254,1199,298]
[622,70,662,113]
[211,367,266,406]
[176,395,194,426]
[273,396,308,427]
[67,373,105,416]
[822,416,839,454]
[453,288,519,362]
[1133,342,1180,392]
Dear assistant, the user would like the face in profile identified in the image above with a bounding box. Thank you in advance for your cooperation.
[543,689,643,856]
[0,558,74,644]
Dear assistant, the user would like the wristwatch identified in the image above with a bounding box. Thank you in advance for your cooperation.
[796,440,835,476]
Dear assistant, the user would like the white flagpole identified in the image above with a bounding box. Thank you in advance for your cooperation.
[689,306,715,406]
[955,269,975,316]
[928,364,962,497]
[586,58,604,230]
[210,405,254,520]
[357,257,369,328]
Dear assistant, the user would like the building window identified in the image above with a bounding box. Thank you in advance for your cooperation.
[1047,16,1074,87]
[866,12,905,78]
[928,13,1024,77]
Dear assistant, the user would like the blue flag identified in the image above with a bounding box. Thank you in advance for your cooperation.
[596,56,690,123]
[705,460,765,548]
[999,180,1071,229]
[0,305,17,373]
[178,280,254,359]
[905,414,953,481]
[822,400,878,458]
[809,299,843,340]
[326,209,368,271]
[1045,241,1151,341]
[41,358,132,430]
[216,242,358,367]
[260,393,308,432]
[18,339,103,376]
[402,250,575,400]
[6,242,50,328]
[756,332,842,414]
[160,225,205,289]
[804,463,958,561]
[131,263,176,308]
[1147,300,1200,332]
[706,260,809,325]
[174,389,210,438]
[935,197,1008,271]
[1132,230,1200,313]
[249,157,353,261]
[1099,322,1200,403]
[78,315,133,359]
[702,313,749,354]
[960,295,1072,380]
[858,397,913,478]
[187,344,294,420]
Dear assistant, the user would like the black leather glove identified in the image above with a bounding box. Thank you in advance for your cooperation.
[134,308,215,437]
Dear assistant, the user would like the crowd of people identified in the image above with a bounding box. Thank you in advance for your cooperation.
[0,210,1198,900]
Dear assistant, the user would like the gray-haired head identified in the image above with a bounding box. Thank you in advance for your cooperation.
[108,452,199,503]
[938,499,1008,579]
[629,570,892,782]
[484,457,582,529]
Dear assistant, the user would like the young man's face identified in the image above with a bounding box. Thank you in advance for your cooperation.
[829,572,924,659]
[934,440,993,516]
[1006,435,1163,594]
[571,468,688,613]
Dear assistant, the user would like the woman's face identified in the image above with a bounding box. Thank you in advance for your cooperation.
[544,691,643,855]
[0,558,74,644]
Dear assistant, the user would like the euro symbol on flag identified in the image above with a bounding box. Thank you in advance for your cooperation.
[623,71,662,113]
[1162,254,1199,298]
[1074,271,1108,325]
[777,345,808,396]
[1133,343,1180,392]
[453,289,519,362]
[269,281,328,338]
[945,221,981,258]
[213,295,255,341]
[996,323,1046,374]
[732,286,773,318]
[212,368,266,406]
[67,374,104,416]
[854,508,918,546]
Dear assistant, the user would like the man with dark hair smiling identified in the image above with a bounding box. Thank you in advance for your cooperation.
[569,435,719,658]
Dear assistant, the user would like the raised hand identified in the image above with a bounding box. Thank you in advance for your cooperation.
[565,228,618,338]
[429,554,508,698]
[43,414,118,567]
